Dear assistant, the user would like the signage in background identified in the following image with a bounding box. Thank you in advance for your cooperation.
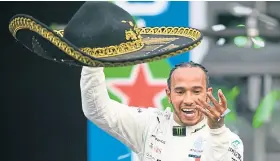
[87,1,205,161]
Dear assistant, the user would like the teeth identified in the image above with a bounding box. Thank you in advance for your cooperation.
[182,109,194,112]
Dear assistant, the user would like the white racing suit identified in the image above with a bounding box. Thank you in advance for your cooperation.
[80,67,244,161]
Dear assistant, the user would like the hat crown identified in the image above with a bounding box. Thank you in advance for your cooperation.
[63,2,139,49]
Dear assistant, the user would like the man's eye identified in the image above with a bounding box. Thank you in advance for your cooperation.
[176,91,184,94]
[194,91,201,94]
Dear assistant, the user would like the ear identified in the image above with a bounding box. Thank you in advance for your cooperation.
[165,88,171,103]
[206,87,213,103]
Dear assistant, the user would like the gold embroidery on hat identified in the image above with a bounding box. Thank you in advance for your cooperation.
[9,17,202,67]
[122,20,142,41]
[54,30,64,37]
[143,37,178,45]
[81,20,144,58]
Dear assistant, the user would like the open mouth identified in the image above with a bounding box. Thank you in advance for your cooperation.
[181,108,196,118]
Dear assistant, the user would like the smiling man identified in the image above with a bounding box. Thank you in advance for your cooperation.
[81,61,244,161]
[166,63,210,127]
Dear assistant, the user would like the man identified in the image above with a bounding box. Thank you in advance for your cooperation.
[80,61,244,161]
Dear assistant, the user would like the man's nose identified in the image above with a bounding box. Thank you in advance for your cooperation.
[183,94,194,106]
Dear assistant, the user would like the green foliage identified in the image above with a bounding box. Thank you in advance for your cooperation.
[253,90,280,128]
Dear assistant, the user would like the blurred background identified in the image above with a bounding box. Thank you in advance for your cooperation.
[2,1,280,161]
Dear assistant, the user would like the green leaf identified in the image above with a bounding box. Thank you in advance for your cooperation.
[252,90,280,128]
[225,86,240,122]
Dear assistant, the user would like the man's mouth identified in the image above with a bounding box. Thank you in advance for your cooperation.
[181,108,196,118]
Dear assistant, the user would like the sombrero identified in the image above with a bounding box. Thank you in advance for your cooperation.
[8,1,203,67]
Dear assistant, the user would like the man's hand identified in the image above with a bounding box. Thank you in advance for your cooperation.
[195,89,229,129]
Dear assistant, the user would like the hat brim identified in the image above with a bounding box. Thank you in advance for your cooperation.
[9,14,203,67]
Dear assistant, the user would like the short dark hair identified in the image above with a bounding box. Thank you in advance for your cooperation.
[167,61,210,89]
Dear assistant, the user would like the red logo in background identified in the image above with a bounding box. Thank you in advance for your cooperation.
[107,64,167,108]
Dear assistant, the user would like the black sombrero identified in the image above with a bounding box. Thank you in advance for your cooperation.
[9,1,203,67]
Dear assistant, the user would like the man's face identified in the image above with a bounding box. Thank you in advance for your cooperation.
[166,67,212,126]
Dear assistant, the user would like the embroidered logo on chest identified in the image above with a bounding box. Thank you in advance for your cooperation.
[151,134,166,144]
[188,137,205,159]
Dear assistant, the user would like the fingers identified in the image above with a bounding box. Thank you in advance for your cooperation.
[206,92,223,113]
[218,89,222,105]
[195,99,220,119]
[218,89,227,109]
[195,104,215,120]
[194,89,229,121]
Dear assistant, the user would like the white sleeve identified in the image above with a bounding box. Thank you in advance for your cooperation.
[201,125,244,161]
[80,66,152,153]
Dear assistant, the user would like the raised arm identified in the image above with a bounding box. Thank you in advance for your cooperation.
[80,66,153,153]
